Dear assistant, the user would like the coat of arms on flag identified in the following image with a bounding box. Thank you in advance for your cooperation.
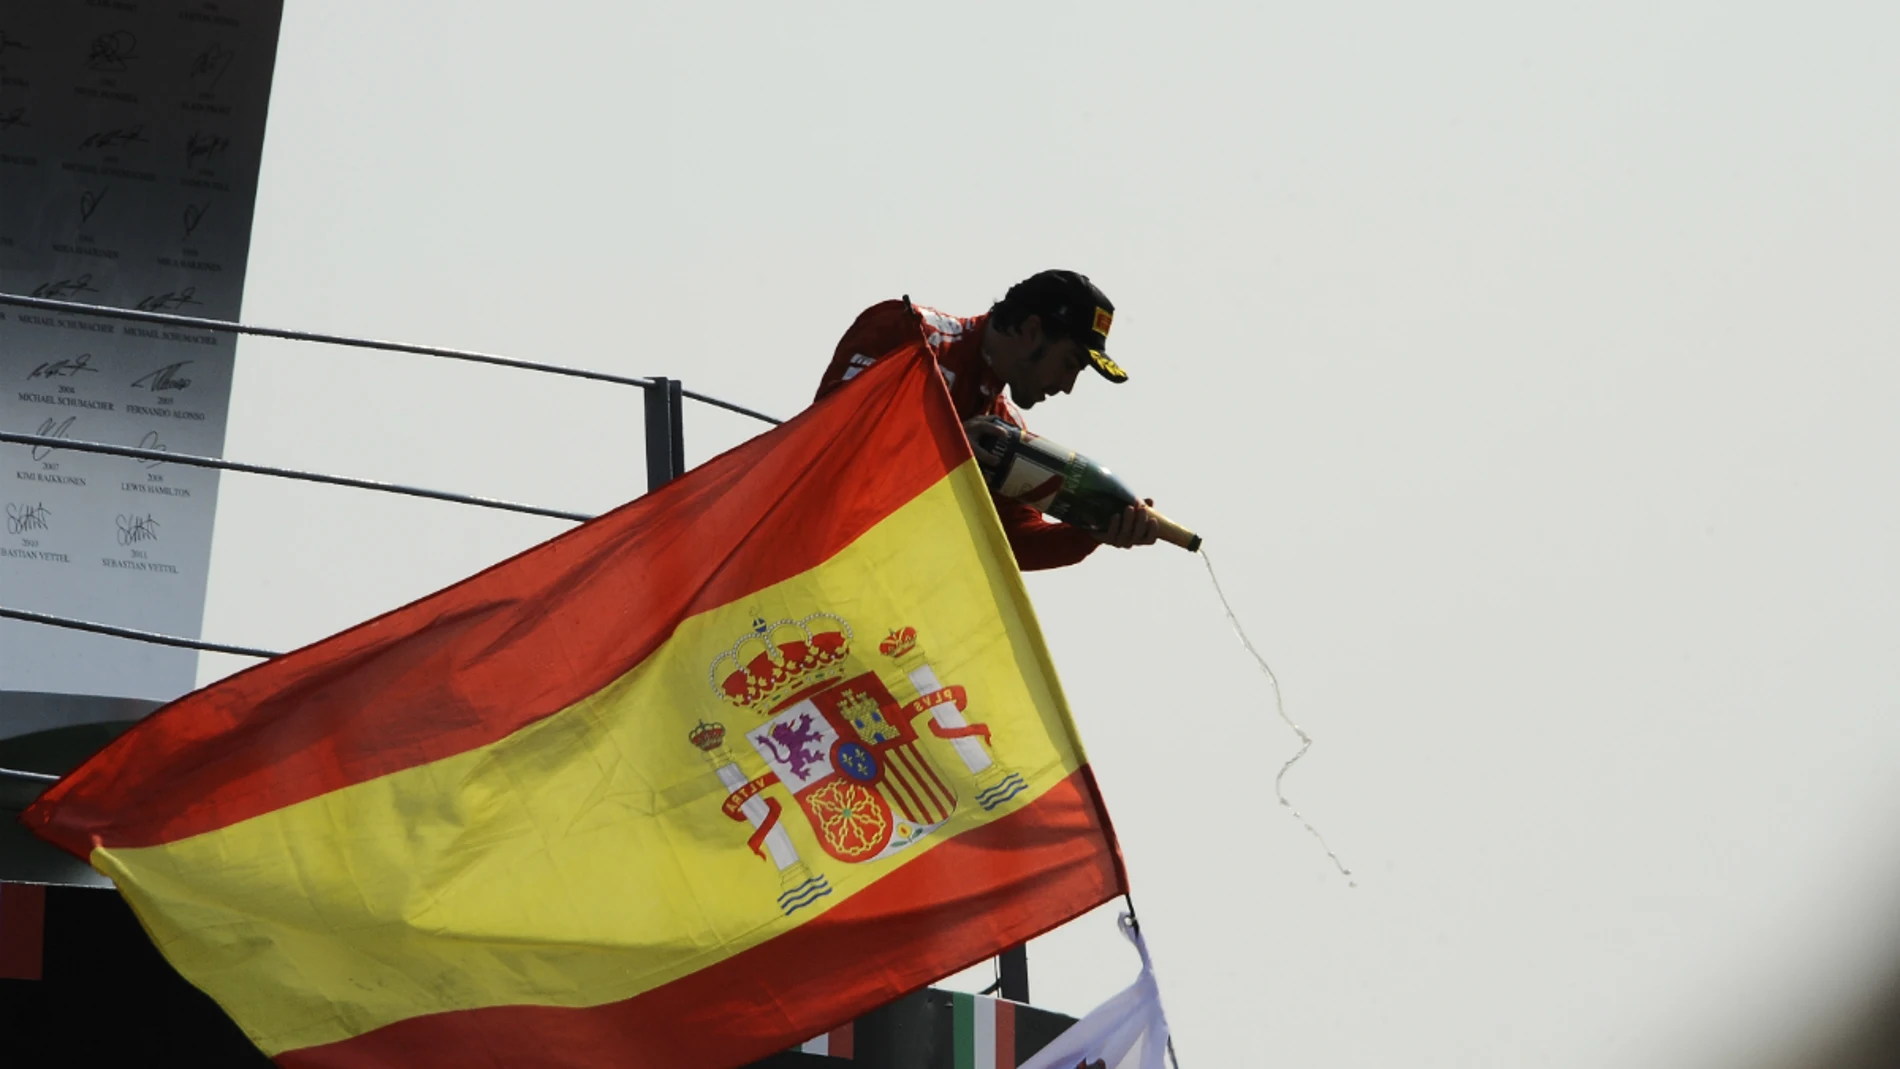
[692,611,1032,914]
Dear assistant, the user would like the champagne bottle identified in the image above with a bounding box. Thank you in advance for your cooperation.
[965,416,1202,552]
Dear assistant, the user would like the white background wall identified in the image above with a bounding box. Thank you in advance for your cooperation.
[197,4,1900,1066]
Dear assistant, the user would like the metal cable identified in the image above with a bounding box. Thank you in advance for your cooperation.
[2,430,596,523]
[0,292,782,424]
[680,386,784,426]
[0,606,280,659]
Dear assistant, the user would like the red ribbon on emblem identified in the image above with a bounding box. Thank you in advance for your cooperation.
[721,772,784,858]
[905,686,992,746]
[904,686,966,718]
[745,799,782,859]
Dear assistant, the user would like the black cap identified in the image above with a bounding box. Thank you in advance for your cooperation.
[1001,269,1128,383]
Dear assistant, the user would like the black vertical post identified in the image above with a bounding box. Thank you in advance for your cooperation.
[666,378,685,481]
[645,377,686,490]
[999,943,1029,1003]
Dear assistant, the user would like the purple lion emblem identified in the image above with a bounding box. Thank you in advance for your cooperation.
[756,713,828,783]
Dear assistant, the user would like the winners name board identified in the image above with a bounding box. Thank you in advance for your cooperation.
[0,1,283,736]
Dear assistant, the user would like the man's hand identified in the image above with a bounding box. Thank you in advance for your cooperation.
[1095,498,1162,548]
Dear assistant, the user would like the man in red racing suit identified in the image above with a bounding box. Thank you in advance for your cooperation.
[816,270,1160,571]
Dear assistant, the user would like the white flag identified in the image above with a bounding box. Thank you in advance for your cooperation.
[1021,914,1172,1069]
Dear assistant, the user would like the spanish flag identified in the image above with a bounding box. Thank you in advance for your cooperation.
[21,346,1126,1068]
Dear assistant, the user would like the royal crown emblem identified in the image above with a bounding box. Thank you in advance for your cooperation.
[687,720,726,753]
[688,610,1027,916]
[878,627,917,659]
[709,613,854,711]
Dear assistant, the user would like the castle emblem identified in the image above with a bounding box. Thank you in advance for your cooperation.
[689,612,1027,915]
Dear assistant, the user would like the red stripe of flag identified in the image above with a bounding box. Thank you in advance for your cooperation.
[274,769,1121,1069]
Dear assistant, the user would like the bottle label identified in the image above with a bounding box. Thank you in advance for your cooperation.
[1059,461,1088,500]
[994,451,1071,510]
[971,422,1021,495]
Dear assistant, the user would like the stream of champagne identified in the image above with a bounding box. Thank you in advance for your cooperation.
[1200,549,1355,887]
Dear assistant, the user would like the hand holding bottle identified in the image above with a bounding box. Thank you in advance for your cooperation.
[1094,498,1162,548]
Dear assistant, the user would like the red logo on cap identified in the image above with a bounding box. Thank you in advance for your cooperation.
[1091,307,1113,337]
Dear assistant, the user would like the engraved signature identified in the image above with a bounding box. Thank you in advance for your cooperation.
[134,287,201,312]
[136,430,169,469]
[79,188,107,226]
[30,274,99,299]
[0,108,26,133]
[182,201,209,241]
[0,30,31,60]
[80,123,147,150]
[116,513,160,546]
[31,416,76,461]
[184,132,229,167]
[131,361,193,392]
[28,353,98,379]
[86,31,139,73]
[187,43,235,89]
[6,502,49,536]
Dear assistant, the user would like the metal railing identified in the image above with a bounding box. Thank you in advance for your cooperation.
[2,294,784,427]
[0,291,781,664]
[0,429,594,523]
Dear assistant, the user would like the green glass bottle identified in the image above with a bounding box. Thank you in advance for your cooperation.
[965,416,1202,551]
